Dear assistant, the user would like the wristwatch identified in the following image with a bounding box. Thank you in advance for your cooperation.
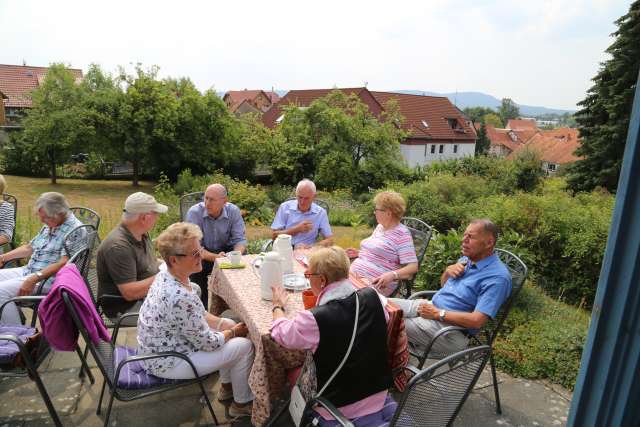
[35,271,44,280]
[438,309,446,322]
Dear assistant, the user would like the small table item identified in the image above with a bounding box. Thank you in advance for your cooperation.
[282,273,310,291]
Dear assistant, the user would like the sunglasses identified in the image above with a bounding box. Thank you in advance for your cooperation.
[303,272,322,279]
[175,247,204,258]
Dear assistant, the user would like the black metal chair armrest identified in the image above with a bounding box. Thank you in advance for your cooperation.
[114,351,204,383]
[410,325,468,367]
[305,397,354,427]
[98,294,128,305]
[0,295,47,317]
[260,239,274,253]
[111,312,140,344]
[0,333,37,370]
[408,290,437,300]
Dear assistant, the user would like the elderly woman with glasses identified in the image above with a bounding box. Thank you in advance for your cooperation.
[346,191,418,296]
[271,246,395,426]
[137,222,254,417]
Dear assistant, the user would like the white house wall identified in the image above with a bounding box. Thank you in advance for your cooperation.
[400,142,476,168]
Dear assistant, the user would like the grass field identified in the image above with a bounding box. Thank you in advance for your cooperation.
[4,175,369,248]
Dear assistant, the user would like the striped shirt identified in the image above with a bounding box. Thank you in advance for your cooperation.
[0,201,15,253]
[350,223,418,295]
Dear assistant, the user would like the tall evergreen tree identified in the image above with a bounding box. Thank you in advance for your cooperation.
[475,123,490,155]
[567,1,640,192]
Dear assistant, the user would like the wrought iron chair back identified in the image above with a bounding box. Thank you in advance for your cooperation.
[70,206,101,231]
[300,346,492,427]
[390,217,433,298]
[179,191,204,221]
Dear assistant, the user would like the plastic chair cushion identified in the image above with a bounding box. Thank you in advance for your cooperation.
[0,325,36,364]
[113,346,176,389]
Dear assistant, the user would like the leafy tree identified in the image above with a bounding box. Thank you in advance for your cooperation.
[267,91,408,191]
[475,123,490,155]
[116,65,179,186]
[483,113,503,128]
[18,63,92,184]
[567,1,640,192]
[498,98,520,125]
[463,106,495,124]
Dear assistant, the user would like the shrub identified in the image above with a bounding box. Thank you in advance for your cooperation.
[494,284,589,390]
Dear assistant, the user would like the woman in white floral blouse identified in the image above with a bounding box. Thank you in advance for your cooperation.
[137,222,254,417]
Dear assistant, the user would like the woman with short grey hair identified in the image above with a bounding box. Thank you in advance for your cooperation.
[0,174,15,253]
[0,192,82,324]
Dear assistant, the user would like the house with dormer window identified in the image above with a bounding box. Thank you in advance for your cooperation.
[262,87,476,167]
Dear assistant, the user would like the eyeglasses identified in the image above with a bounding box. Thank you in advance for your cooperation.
[303,272,322,278]
[374,208,386,213]
[175,247,204,258]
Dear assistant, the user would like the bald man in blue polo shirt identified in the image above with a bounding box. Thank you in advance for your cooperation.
[391,219,512,355]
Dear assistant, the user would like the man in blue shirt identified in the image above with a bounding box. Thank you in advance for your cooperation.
[271,179,333,248]
[391,219,512,355]
[186,184,247,307]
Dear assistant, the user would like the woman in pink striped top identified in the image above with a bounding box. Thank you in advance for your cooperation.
[347,191,418,297]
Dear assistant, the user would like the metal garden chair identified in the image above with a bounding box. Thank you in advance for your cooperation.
[407,248,528,414]
[299,345,492,427]
[70,206,101,231]
[0,294,96,426]
[388,217,433,298]
[261,197,331,252]
[179,191,204,221]
[60,289,220,427]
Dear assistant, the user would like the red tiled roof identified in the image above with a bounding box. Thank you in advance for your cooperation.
[263,88,474,142]
[512,128,539,143]
[509,129,582,164]
[485,124,523,152]
[507,118,537,131]
[371,91,475,141]
[223,89,277,112]
[0,64,83,108]
[262,87,385,128]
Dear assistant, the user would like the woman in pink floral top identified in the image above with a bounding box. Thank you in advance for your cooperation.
[137,223,254,417]
[348,191,418,296]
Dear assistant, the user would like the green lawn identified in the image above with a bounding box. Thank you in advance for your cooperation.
[5,175,156,243]
[4,175,370,248]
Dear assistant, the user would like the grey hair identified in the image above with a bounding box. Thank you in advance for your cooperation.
[470,218,498,245]
[296,179,316,194]
[35,192,69,218]
[121,211,142,222]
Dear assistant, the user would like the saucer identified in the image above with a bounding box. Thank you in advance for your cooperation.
[282,273,310,291]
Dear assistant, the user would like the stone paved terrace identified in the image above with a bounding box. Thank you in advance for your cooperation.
[1,327,571,426]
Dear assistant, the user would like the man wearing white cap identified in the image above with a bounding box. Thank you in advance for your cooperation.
[97,192,167,318]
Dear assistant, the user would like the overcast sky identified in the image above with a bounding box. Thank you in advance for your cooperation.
[0,0,632,110]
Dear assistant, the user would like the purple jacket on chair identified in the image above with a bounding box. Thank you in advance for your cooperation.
[38,264,111,351]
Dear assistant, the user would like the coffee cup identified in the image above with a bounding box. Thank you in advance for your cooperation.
[228,251,242,265]
[302,290,317,310]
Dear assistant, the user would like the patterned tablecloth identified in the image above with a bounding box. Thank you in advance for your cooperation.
[209,253,408,426]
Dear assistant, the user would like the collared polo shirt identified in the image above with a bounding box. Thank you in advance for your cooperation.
[432,253,512,334]
[271,200,332,246]
[185,202,247,252]
[97,224,159,315]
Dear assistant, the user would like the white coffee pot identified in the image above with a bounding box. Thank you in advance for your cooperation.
[252,251,283,301]
[273,234,294,274]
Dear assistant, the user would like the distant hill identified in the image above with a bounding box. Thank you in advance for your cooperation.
[393,90,575,116]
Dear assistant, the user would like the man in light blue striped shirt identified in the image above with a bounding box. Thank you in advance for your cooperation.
[0,192,82,324]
